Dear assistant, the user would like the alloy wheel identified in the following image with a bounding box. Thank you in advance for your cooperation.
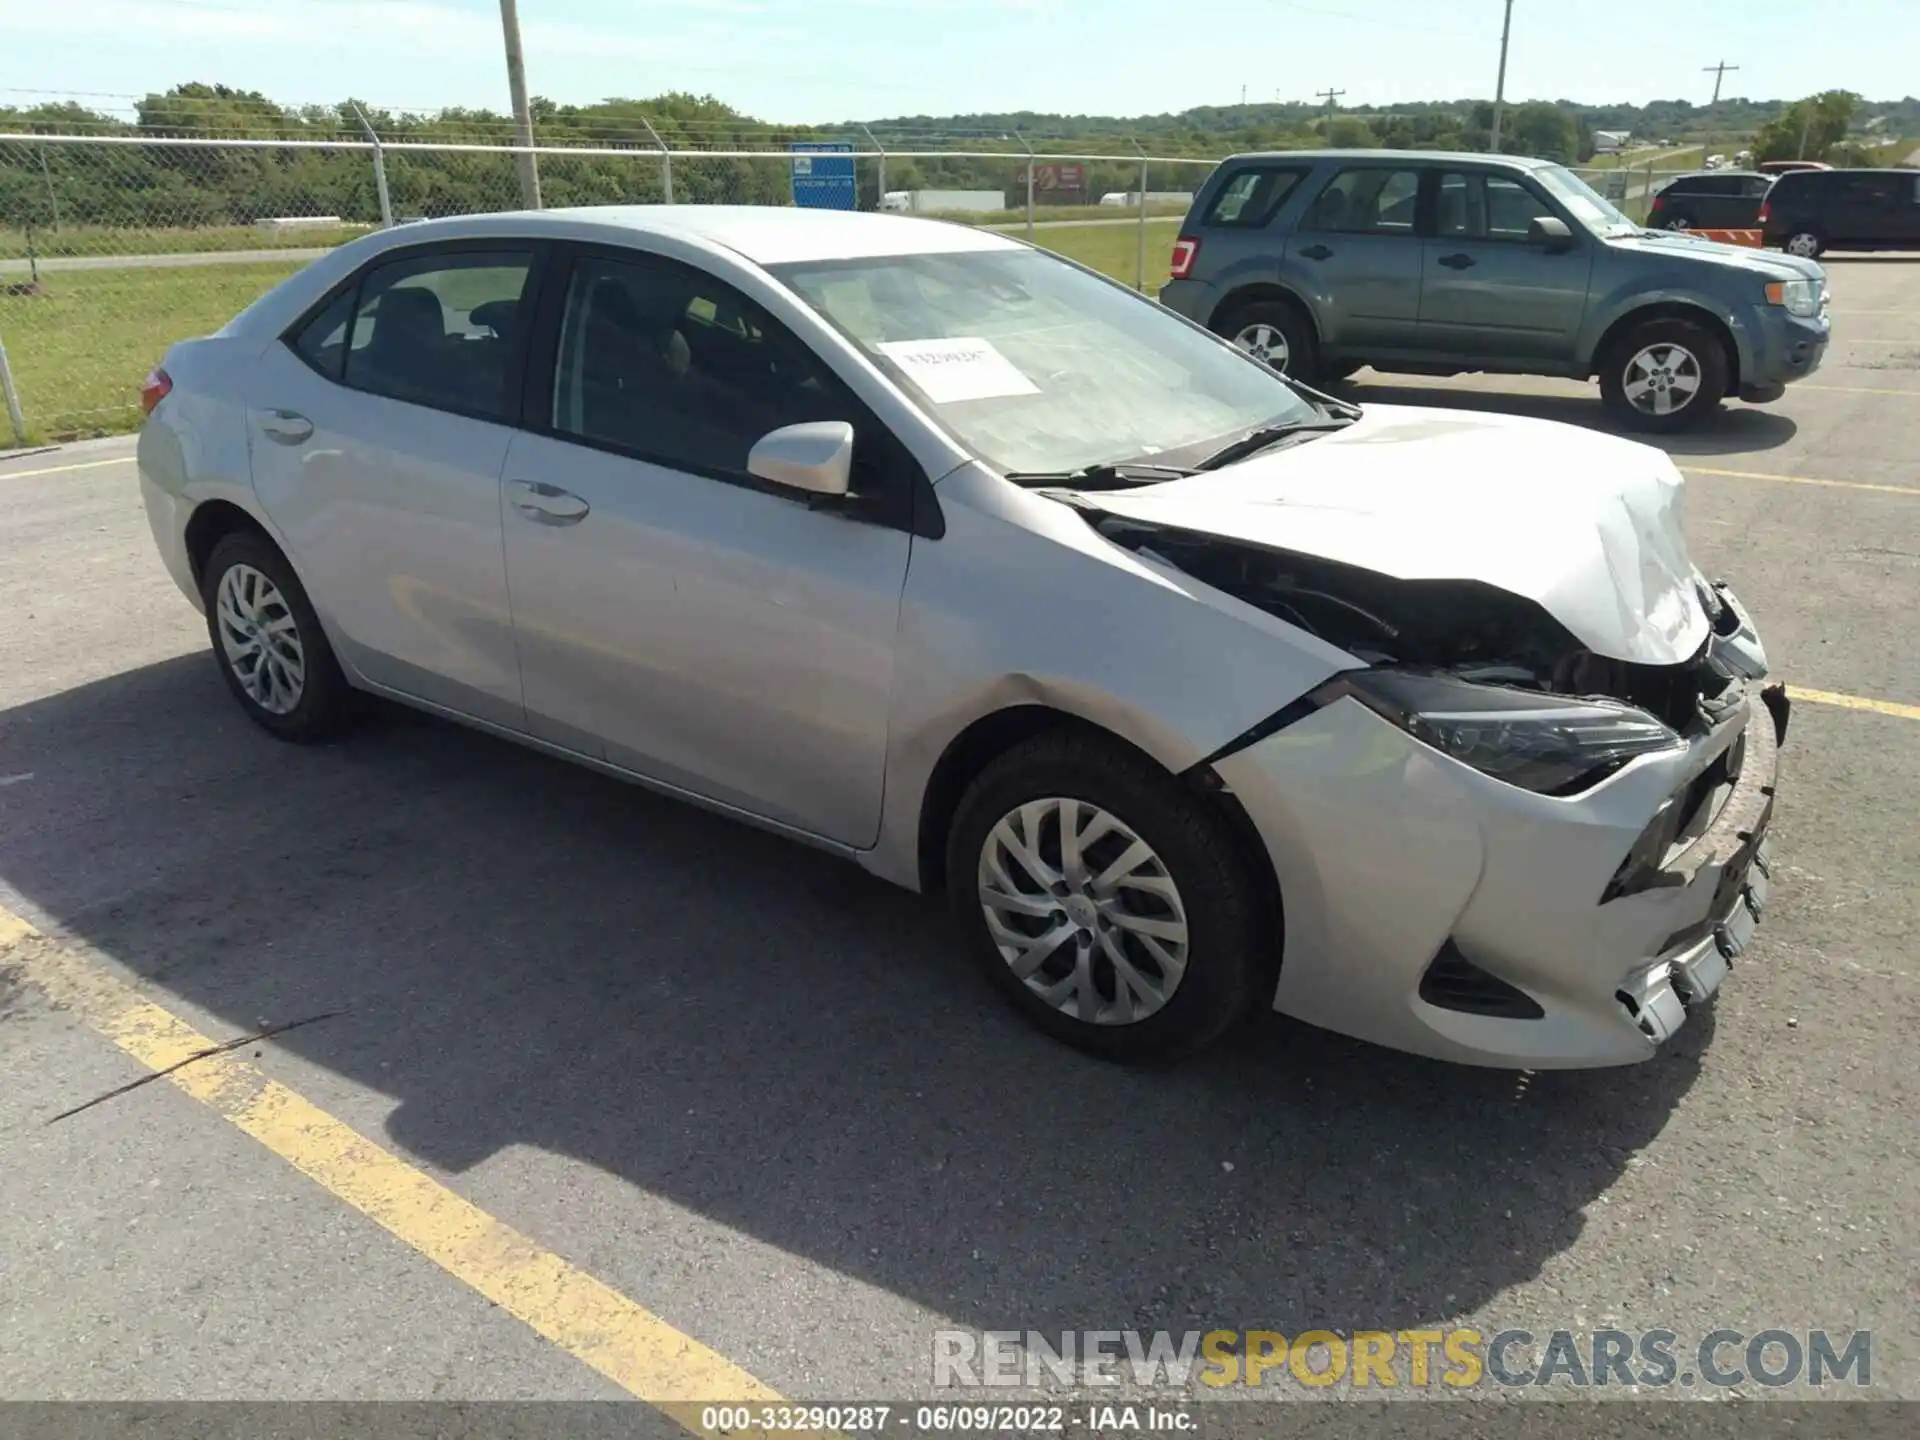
[1785,232,1821,258]
[976,797,1190,1026]
[1621,343,1703,418]
[1233,322,1291,372]
[215,563,306,715]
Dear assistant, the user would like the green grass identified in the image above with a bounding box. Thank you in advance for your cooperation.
[949,200,1193,226]
[1025,217,1185,292]
[1,222,370,262]
[0,217,1186,446]
[0,260,304,442]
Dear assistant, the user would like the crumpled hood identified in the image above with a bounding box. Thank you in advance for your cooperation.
[1081,404,1710,666]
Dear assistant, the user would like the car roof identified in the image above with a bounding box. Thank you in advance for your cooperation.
[367,205,1025,266]
[1219,148,1559,170]
[1666,169,1769,182]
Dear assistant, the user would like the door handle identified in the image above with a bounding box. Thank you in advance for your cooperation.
[256,409,313,444]
[1298,243,1333,260]
[1438,253,1477,269]
[507,479,591,526]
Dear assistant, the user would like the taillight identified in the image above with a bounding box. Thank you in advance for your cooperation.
[139,365,172,416]
[1168,236,1199,280]
[1649,194,1666,212]
[1756,201,1771,225]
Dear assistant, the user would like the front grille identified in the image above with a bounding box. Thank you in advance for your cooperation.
[1419,942,1545,1020]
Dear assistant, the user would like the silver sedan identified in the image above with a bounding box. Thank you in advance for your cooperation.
[137,205,1787,1067]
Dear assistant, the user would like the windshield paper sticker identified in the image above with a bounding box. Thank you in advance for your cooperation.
[877,336,1040,404]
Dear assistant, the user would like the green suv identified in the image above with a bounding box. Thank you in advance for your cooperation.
[1159,150,1831,431]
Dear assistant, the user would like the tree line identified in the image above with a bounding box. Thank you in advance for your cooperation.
[2,83,1911,234]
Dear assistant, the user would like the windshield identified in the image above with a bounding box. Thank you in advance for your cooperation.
[767,247,1320,476]
[1535,164,1637,236]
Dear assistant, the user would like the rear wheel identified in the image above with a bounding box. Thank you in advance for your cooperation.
[945,730,1274,1063]
[1782,229,1824,258]
[1599,317,1728,433]
[201,530,354,742]
[1216,299,1320,385]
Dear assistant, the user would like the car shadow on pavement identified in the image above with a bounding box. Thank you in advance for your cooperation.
[1333,378,1799,457]
[0,654,1713,1342]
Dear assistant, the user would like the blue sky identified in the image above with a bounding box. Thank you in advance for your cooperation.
[2,0,1913,123]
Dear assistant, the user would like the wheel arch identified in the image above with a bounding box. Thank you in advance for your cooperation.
[1589,301,1741,392]
[184,498,281,592]
[1209,282,1320,341]
[913,704,1283,946]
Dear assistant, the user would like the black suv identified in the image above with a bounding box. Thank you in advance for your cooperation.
[1761,168,1920,257]
[1648,171,1772,231]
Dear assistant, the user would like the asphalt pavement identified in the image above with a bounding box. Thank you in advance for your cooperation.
[1,259,1916,1416]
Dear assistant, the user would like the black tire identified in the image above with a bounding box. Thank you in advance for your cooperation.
[1781,228,1825,259]
[944,729,1275,1064]
[1598,316,1729,434]
[1214,299,1321,385]
[201,529,354,742]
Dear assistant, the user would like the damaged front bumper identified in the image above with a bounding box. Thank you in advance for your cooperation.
[1212,672,1788,1070]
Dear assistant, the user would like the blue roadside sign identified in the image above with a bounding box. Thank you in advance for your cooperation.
[790,141,857,210]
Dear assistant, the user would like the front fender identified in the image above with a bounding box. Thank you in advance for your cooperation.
[864,464,1361,890]
[1576,281,1756,377]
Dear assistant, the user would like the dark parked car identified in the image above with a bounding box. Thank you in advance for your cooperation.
[1159,149,1831,432]
[1760,168,1920,256]
[1648,171,1774,231]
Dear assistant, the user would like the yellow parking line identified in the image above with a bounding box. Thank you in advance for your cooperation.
[1788,687,1920,722]
[1680,464,1917,497]
[0,908,785,1430]
[0,456,136,481]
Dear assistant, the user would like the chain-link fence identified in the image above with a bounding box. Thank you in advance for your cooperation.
[0,132,1217,443]
[2,132,1712,446]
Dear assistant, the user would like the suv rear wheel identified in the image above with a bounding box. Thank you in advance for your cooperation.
[1782,229,1824,258]
[1599,317,1728,433]
[1215,299,1319,385]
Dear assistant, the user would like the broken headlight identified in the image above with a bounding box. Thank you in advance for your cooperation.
[1341,669,1685,796]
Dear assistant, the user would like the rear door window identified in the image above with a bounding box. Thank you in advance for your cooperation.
[338,250,535,421]
[1306,168,1422,234]
[1203,168,1306,228]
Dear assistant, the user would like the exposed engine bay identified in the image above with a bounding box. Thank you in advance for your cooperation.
[1088,511,1758,736]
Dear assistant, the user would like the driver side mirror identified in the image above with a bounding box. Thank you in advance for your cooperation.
[1529,215,1575,252]
[748,421,854,500]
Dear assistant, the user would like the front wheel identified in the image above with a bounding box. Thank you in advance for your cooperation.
[1599,318,1729,433]
[945,731,1274,1063]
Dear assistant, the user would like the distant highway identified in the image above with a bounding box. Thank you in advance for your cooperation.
[0,247,329,277]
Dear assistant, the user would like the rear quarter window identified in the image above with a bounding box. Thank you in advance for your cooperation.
[1203,168,1306,228]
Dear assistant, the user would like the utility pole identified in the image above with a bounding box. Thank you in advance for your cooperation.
[1703,59,1739,106]
[1240,84,1247,107]
[1701,60,1738,162]
[1489,0,1514,153]
[1316,87,1346,132]
[498,0,542,209]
